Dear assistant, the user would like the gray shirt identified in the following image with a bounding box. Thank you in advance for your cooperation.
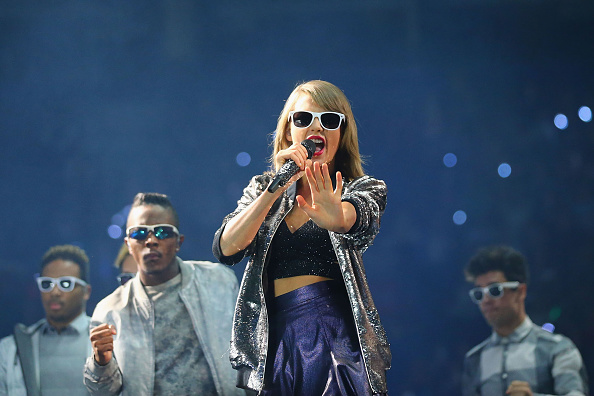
[145,273,217,395]
[39,313,91,395]
[462,316,589,396]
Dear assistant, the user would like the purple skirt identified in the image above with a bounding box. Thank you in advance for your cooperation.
[261,280,375,396]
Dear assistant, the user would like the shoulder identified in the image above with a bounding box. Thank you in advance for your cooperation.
[0,334,15,349]
[0,334,16,364]
[344,175,387,196]
[245,173,273,191]
[232,173,273,205]
[465,337,491,359]
[182,260,238,285]
[530,323,577,351]
[92,287,129,318]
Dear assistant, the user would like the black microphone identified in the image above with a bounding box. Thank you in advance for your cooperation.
[268,139,316,193]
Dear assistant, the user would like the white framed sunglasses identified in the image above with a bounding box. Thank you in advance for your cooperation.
[469,281,520,304]
[35,275,88,293]
[288,110,345,130]
[126,224,179,240]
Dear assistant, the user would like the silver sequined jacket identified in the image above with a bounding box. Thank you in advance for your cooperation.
[213,173,392,393]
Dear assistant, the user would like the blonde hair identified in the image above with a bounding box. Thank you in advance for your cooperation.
[113,243,130,270]
[270,80,364,180]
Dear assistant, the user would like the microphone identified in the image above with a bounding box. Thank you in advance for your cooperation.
[268,139,316,193]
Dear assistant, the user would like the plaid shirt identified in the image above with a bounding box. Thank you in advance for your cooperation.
[462,317,589,396]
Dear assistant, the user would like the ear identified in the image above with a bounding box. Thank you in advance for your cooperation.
[124,237,132,254]
[517,283,527,303]
[84,285,92,302]
[177,235,185,251]
[285,128,293,143]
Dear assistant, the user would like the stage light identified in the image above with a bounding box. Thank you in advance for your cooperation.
[578,106,592,122]
[498,163,511,178]
[453,210,467,225]
[236,152,251,167]
[542,323,555,333]
[554,114,568,130]
[443,153,457,168]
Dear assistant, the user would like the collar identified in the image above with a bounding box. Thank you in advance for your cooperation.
[131,257,186,300]
[42,312,89,335]
[490,316,533,345]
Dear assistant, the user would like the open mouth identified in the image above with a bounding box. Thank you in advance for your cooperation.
[307,136,325,156]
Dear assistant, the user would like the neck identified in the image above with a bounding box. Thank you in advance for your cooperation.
[140,260,180,286]
[494,312,526,337]
[47,311,82,334]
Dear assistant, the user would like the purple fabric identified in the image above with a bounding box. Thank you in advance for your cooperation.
[261,280,376,396]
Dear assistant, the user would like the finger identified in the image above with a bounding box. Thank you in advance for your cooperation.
[296,195,314,218]
[304,166,319,193]
[90,323,110,333]
[90,327,117,341]
[335,171,343,194]
[314,162,326,190]
[321,163,333,190]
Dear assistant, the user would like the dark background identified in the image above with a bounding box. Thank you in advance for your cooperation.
[1,1,593,395]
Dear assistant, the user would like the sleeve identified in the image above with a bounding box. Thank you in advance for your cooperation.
[0,336,14,396]
[83,306,123,396]
[548,338,589,396]
[83,355,123,396]
[212,174,270,265]
[339,175,387,252]
[461,353,481,396]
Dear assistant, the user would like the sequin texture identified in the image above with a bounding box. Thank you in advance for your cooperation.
[212,173,392,393]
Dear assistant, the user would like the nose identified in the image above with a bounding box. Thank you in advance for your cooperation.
[310,116,324,131]
[49,285,63,296]
[480,293,494,304]
[144,231,159,246]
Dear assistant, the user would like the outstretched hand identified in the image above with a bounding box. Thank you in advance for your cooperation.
[296,162,353,233]
[90,323,117,366]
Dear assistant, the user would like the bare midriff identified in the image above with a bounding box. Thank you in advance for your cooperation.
[273,275,334,297]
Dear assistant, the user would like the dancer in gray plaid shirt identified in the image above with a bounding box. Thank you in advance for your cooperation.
[462,245,589,396]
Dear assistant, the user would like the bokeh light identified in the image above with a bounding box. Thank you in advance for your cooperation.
[549,306,562,321]
[111,213,126,227]
[453,210,467,225]
[236,152,251,167]
[443,153,457,168]
[554,113,568,130]
[578,106,592,122]
[107,224,123,239]
[498,163,512,178]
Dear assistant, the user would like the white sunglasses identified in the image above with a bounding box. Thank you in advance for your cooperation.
[469,281,520,304]
[288,110,345,130]
[35,275,88,293]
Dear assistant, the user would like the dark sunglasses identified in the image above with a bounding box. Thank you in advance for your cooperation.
[126,224,179,240]
[35,275,88,293]
[288,110,345,130]
[469,281,520,304]
[117,272,136,286]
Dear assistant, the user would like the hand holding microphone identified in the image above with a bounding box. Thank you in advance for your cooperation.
[268,139,316,193]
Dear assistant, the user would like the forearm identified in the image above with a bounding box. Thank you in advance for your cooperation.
[219,189,279,256]
[83,356,122,396]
